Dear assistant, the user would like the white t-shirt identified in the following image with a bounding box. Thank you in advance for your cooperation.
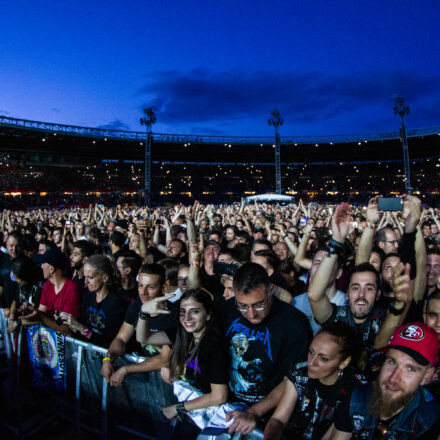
[292,290,347,335]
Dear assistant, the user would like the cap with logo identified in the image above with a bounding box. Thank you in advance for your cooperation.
[380,322,439,366]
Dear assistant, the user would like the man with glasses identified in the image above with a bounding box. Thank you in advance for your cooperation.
[221,262,312,434]
[376,226,400,255]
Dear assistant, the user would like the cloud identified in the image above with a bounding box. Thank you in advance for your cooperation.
[51,107,60,113]
[96,119,131,130]
[139,69,440,127]
[0,110,10,115]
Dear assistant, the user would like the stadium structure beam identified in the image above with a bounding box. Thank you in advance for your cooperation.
[1,115,440,145]
[268,109,283,194]
[140,107,156,206]
[393,96,412,193]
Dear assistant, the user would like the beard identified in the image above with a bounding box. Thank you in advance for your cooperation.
[368,381,417,420]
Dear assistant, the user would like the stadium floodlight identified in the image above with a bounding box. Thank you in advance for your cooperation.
[393,95,412,192]
[268,109,283,194]
[140,107,157,206]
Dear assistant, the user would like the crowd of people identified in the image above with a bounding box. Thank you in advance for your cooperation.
[1,197,440,439]
[1,159,440,209]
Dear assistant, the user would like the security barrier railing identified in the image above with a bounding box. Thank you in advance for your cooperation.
[0,311,263,440]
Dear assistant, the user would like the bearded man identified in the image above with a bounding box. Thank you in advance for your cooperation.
[332,322,440,439]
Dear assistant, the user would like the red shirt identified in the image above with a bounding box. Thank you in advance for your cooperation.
[40,278,81,319]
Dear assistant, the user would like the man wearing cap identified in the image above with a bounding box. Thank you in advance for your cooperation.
[38,248,82,335]
[332,322,440,439]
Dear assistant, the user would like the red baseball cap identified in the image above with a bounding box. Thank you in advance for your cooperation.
[380,322,439,366]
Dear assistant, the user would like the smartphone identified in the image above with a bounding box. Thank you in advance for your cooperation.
[378,198,403,211]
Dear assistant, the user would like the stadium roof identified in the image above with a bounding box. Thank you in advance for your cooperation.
[1,115,440,145]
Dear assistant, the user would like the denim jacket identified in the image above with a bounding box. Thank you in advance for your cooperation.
[349,384,440,439]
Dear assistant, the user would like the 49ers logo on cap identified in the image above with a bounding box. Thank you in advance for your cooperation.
[399,324,424,341]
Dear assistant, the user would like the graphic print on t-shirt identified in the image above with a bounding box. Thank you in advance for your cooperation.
[86,306,106,334]
[226,318,272,401]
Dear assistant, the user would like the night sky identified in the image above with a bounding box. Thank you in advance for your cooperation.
[1,0,440,137]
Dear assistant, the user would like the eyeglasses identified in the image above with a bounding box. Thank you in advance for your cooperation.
[235,298,268,313]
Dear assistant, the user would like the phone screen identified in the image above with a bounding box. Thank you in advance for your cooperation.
[378,198,403,211]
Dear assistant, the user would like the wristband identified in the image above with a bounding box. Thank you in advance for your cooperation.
[365,222,377,230]
[139,311,148,320]
[102,357,112,363]
[282,234,288,239]
[176,401,187,415]
[190,261,199,268]
[388,300,405,316]
[82,327,92,338]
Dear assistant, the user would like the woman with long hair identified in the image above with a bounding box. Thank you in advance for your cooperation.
[263,321,366,440]
[136,288,229,423]
[60,254,126,347]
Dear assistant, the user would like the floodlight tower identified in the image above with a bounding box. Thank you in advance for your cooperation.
[268,109,283,194]
[393,96,412,193]
[140,107,156,206]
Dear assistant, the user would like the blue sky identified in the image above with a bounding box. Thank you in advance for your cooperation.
[1,0,439,136]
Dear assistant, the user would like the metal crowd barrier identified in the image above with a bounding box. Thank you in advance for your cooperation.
[0,311,263,439]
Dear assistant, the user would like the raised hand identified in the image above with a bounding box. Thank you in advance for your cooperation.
[366,196,381,224]
[331,203,350,243]
[140,294,174,315]
[393,262,412,306]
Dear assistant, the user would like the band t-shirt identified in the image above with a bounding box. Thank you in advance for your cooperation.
[219,296,312,404]
[40,278,82,319]
[80,290,127,347]
[286,363,365,439]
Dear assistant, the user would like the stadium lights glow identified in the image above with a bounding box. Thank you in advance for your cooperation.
[315,144,319,147]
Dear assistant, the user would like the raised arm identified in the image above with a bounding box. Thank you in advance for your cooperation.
[185,202,197,245]
[375,262,412,349]
[136,295,173,346]
[294,222,314,270]
[413,226,427,304]
[309,204,350,324]
[356,196,380,265]
[188,242,202,290]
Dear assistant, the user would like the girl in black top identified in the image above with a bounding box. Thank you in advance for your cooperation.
[264,321,366,440]
[135,288,228,419]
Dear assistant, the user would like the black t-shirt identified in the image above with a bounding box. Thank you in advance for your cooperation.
[14,284,42,309]
[166,327,229,394]
[286,363,365,439]
[0,252,18,308]
[80,290,127,347]
[220,296,312,404]
[116,286,138,304]
[200,266,223,297]
[124,297,178,355]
